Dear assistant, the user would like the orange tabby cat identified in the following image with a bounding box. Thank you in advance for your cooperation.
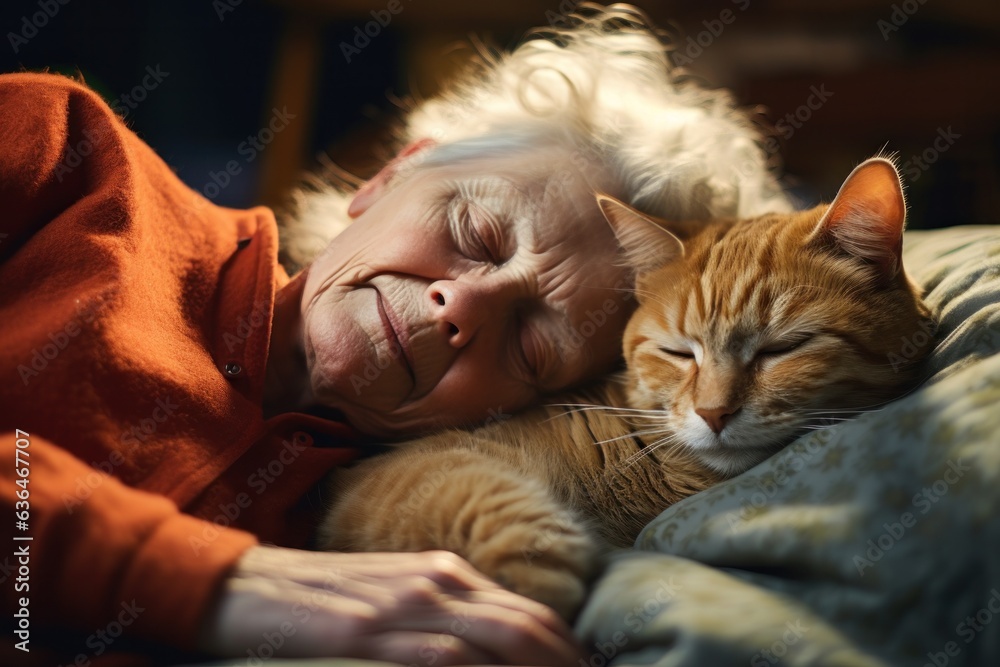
[317,157,934,618]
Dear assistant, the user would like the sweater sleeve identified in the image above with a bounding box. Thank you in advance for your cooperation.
[1,430,259,650]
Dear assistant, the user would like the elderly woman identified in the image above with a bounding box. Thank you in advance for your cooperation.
[0,8,787,667]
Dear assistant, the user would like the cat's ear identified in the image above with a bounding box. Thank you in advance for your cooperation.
[810,157,907,279]
[596,194,684,274]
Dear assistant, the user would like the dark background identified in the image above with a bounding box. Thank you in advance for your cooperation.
[1,0,998,229]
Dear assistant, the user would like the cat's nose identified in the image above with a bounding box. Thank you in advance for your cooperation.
[695,405,740,434]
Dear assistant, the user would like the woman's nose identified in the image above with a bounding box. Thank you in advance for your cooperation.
[427,279,511,348]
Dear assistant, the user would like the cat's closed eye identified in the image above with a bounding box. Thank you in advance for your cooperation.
[658,346,695,359]
[757,336,812,357]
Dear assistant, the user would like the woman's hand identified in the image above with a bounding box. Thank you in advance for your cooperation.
[199,546,584,666]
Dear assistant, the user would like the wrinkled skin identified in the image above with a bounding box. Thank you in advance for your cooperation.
[294,148,633,436]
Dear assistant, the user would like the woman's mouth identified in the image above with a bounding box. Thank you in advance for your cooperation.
[373,286,416,383]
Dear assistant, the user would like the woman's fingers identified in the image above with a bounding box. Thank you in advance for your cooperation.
[273,576,578,666]
[291,549,509,591]
[346,631,497,666]
[448,582,580,648]
[387,598,583,667]
[204,546,584,666]
[346,552,579,653]
[243,548,576,644]
[295,569,582,665]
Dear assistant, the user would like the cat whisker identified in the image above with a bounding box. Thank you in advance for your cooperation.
[629,286,679,313]
[546,402,669,414]
[792,411,869,420]
[794,407,885,417]
[618,432,687,468]
[546,403,671,419]
[592,428,673,448]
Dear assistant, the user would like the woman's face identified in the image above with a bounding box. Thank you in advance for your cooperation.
[300,148,633,436]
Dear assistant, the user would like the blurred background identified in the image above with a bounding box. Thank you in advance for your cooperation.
[1,0,997,229]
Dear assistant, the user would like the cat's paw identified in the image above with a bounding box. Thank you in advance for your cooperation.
[466,508,602,620]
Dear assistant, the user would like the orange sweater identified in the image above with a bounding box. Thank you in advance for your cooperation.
[0,73,358,665]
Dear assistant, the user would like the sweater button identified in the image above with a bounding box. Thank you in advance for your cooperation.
[224,362,242,377]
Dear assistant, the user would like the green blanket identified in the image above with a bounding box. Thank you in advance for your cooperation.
[577,225,1000,666]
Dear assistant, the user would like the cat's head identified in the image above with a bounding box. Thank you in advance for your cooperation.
[598,157,935,476]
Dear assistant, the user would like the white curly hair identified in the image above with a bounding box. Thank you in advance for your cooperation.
[280,3,792,273]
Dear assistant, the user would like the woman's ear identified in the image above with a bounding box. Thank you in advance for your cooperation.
[347,138,437,218]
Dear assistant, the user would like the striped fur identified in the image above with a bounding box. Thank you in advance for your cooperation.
[616,158,932,476]
[622,205,932,477]
[318,159,933,619]
[318,381,720,618]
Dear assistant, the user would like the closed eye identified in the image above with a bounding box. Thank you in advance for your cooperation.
[468,222,500,264]
[659,346,694,359]
[459,201,505,265]
[758,336,812,356]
